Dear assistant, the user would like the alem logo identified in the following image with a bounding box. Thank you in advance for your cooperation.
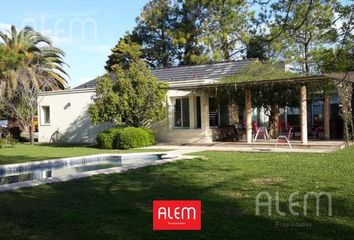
[153,200,201,230]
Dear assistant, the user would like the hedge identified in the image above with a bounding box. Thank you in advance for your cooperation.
[96,127,156,149]
[96,128,122,149]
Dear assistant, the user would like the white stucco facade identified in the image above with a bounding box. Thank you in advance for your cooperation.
[37,87,214,144]
[37,88,113,144]
[151,89,213,144]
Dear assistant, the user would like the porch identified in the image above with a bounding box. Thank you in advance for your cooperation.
[152,73,353,146]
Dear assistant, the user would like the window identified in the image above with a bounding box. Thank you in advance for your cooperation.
[42,106,50,124]
[312,103,323,126]
[174,98,190,128]
[195,96,201,128]
[209,98,219,127]
[219,99,229,126]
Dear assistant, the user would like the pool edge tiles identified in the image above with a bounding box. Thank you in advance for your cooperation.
[0,152,186,192]
[0,153,165,175]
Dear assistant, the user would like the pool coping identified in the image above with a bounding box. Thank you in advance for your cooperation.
[0,152,192,192]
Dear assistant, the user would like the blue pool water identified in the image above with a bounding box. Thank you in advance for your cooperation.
[0,154,163,186]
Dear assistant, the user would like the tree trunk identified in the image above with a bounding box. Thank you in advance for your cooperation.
[271,104,279,138]
[350,117,354,141]
[29,124,34,144]
[304,42,310,74]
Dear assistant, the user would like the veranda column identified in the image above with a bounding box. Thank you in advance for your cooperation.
[189,95,195,128]
[245,89,252,144]
[300,85,308,144]
[271,104,279,138]
[323,93,330,140]
[201,91,212,143]
[167,97,174,130]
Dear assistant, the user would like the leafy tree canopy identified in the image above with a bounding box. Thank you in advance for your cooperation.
[270,0,339,74]
[0,25,69,89]
[90,61,167,127]
[133,0,177,68]
[0,45,25,74]
[105,34,142,72]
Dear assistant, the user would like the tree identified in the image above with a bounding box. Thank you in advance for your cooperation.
[313,44,354,74]
[0,26,69,143]
[0,25,68,89]
[246,35,271,60]
[313,45,354,142]
[105,34,143,72]
[0,67,58,143]
[271,0,339,74]
[173,0,210,65]
[133,0,177,68]
[0,45,25,73]
[0,45,25,96]
[90,61,167,127]
[203,0,251,61]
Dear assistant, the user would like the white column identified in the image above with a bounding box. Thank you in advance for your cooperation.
[167,96,174,130]
[201,91,212,142]
[323,93,330,140]
[300,86,308,144]
[189,95,195,129]
[245,89,252,144]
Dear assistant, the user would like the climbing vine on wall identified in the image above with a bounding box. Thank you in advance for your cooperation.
[335,80,353,143]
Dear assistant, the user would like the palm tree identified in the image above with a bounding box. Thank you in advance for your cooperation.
[0,25,69,90]
[0,26,69,143]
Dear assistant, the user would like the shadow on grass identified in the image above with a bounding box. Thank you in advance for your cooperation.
[0,158,353,240]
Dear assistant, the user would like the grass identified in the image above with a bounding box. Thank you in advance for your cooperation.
[0,145,353,239]
[0,144,165,165]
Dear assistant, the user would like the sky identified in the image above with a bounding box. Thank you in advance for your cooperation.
[0,0,149,88]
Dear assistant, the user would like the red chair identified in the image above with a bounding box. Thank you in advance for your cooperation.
[253,121,270,142]
[275,127,293,150]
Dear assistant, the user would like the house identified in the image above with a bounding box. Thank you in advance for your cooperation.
[37,60,354,144]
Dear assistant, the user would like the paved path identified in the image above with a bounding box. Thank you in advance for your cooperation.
[144,142,346,153]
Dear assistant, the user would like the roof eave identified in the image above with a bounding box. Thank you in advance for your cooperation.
[166,75,330,90]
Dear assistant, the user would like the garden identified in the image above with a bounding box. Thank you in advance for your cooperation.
[0,0,353,239]
[0,144,353,239]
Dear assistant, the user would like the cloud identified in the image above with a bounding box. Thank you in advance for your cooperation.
[0,22,11,32]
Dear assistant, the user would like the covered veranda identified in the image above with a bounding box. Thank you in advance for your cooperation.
[165,74,353,148]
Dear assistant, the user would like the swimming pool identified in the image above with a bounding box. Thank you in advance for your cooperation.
[0,153,167,191]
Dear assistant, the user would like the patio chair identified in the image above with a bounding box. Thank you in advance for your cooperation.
[275,127,293,150]
[314,127,324,139]
[253,127,270,142]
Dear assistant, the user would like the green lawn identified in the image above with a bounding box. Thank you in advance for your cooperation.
[0,146,353,239]
[0,144,165,165]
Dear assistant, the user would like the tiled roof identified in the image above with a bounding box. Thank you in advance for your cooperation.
[75,79,97,89]
[74,59,255,89]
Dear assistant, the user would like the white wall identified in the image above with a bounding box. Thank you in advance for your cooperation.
[152,90,213,143]
[38,89,112,144]
[38,88,213,144]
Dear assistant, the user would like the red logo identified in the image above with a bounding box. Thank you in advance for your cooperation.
[153,200,201,230]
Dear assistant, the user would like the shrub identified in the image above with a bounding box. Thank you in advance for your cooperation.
[97,127,155,149]
[115,127,156,149]
[96,128,122,149]
[0,133,15,148]
[8,127,26,142]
